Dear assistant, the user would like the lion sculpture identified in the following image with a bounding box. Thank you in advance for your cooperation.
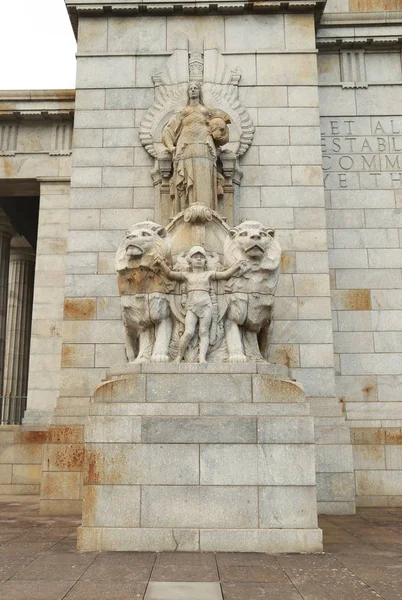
[115,221,174,363]
[223,221,281,362]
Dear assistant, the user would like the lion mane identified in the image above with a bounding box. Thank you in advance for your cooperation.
[115,221,173,363]
[222,221,282,362]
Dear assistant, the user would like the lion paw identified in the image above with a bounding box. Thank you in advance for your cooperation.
[151,354,170,363]
[229,354,247,363]
[133,357,147,364]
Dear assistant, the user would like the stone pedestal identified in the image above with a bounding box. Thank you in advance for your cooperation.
[78,364,322,553]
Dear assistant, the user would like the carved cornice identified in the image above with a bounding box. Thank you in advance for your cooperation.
[0,111,74,122]
[0,90,75,123]
[317,36,402,49]
[66,1,327,37]
[321,10,402,27]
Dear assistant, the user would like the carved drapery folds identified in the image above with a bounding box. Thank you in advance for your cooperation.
[140,42,254,226]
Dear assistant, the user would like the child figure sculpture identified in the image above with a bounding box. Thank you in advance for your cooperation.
[156,246,245,363]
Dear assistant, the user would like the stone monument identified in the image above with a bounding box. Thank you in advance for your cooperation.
[78,43,322,553]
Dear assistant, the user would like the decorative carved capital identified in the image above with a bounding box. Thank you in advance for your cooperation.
[183,203,213,223]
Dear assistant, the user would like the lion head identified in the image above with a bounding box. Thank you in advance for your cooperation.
[224,221,281,271]
[115,221,171,272]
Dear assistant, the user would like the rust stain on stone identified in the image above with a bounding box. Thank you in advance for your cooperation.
[384,428,402,445]
[1,157,13,177]
[84,449,124,485]
[85,449,104,484]
[350,0,402,10]
[283,351,291,369]
[64,298,96,320]
[15,430,47,444]
[41,475,55,499]
[118,268,169,295]
[332,289,371,311]
[61,345,84,368]
[47,426,83,444]
[280,253,294,274]
[368,445,384,458]
[53,444,85,471]
[363,383,377,398]
[351,427,386,445]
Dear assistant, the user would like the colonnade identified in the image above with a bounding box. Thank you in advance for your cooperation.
[0,214,35,424]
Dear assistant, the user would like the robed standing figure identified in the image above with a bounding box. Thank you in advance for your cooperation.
[162,82,230,212]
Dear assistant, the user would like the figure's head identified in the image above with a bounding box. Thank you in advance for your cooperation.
[115,222,171,274]
[187,245,207,270]
[187,82,202,102]
[228,222,275,261]
[123,222,166,258]
[209,117,228,144]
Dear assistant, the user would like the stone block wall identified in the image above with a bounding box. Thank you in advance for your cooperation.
[24,180,72,425]
[59,6,354,513]
[0,427,45,495]
[318,32,402,506]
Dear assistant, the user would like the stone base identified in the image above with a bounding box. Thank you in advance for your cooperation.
[78,365,323,553]
[78,527,322,553]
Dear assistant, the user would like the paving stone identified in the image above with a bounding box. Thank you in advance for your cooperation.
[221,582,303,600]
[1,500,402,599]
[150,563,219,582]
[12,552,97,581]
[277,553,383,600]
[0,550,42,582]
[81,552,155,581]
[216,553,279,567]
[0,580,74,600]
[144,582,223,600]
[219,564,289,583]
[63,580,148,600]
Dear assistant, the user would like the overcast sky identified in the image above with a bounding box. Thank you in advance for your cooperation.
[1,0,77,90]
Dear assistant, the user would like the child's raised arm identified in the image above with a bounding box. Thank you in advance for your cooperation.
[213,261,248,281]
[153,257,185,282]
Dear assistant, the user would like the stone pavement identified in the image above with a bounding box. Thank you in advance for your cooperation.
[0,497,401,600]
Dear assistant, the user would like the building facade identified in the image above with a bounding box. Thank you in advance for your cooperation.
[1,0,402,523]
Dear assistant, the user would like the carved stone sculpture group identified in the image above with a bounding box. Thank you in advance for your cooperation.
[115,43,281,364]
[115,218,281,364]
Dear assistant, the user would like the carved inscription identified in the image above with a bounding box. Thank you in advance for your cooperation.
[321,117,402,189]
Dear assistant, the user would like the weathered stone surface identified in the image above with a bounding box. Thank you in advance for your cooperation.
[94,376,146,403]
[147,374,252,403]
[141,486,258,528]
[259,486,318,528]
[200,444,315,486]
[258,417,314,443]
[79,527,199,552]
[82,485,140,527]
[253,377,305,403]
[200,529,323,552]
[141,417,256,444]
[84,443,199,485]
[85,416,141,443]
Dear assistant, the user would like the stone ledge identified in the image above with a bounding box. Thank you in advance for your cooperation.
[78,526,323,552]
[106,362,290,377]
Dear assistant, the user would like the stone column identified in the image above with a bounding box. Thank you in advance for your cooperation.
[2,247,35,423]
[23,178,70,426]
[0,215,14,399]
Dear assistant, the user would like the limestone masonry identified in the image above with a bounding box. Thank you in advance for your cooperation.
[1,0,402,552]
